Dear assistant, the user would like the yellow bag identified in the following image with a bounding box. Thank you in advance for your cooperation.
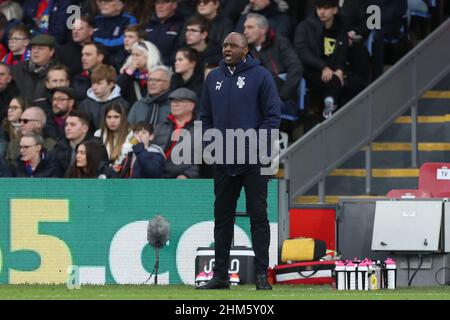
[281,238,327,263]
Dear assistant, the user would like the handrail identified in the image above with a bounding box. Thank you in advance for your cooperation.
[280,18,450,202]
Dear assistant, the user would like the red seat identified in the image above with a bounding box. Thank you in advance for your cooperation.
[436,191,450,198]
[418,162,450,197]
[386,189,432,199]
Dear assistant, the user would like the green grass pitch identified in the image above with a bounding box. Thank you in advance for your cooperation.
[1,285,450,300]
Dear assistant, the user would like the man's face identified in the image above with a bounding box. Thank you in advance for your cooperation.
[81,44,103,71]
[20,136,41,162]
[316,6,338,23]
[8,32,29,53]
[52,92,74,117]
[72,19,94,45]
[0,65,12,91]
[92,80,114,100]
[65,116,88,142]
[147,69,170,96]
[222,33,248,66]
[170,99,195,118]
[31,45,55,66]
[197,0,219,17]
[124,31,139,51]
[20,109,43,135]
[243,17,266,45]
[249,0,270,11]
[96,0,123,17]
[46,70,70,89]
[185,24,207,47]
[155,0,177,21]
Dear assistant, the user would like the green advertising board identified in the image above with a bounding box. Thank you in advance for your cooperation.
[0,179,279,285]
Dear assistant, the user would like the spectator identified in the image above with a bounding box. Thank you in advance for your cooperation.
[45,86,76,141]
[78,64,130,131]
[244,13,302,116]
[294,0,365,120]
[66,140,114,178]
[10,132,63,177]
[236,0,293,39]
[183,15,222,67]
[196,0,233,48]
[153,87,200,179]
[93,0,137,71]
[0,12,9,60]
[94,103,133,171]
[22,0,72,45]
[0,62,18,121]
[3,24,31,66]
[170,47,204,97]
[122,24,146,62]
[51,110,93,172]
[72,42,107,101]
[221,0,249,24]
[0,95,28,157]
[11,34,57,101]
[34,64,71,114]
[128,65,173,127]
[6,106,57,163]
[57,15,94,77]
[145,0,185,66]
[118,40,162,106]
[119,121,165,178]
[0,1,23,21]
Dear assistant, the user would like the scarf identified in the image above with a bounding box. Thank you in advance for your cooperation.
[35,0,52,34]
[133,69,149,89]
[3,48,31,66]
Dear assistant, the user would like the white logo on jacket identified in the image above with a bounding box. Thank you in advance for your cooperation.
[236,77,246,89]
[216,81,223,91]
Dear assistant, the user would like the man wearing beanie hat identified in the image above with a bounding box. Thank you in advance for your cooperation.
[153,87,200,179]
[11,34,58,101]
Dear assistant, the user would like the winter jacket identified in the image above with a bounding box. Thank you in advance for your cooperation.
[119,143,165,178]
[236,0,293,39]
[57,41,83,77]
[208,13,234,47]
[116,72,148,107]
[145,13,185,66]
[339,0,371,39]
[153,114,200,178]
[250,32,303,101]
[11,59,58,101]
[78,85,130,131]
[170,69,204,98]
[11,150,64,178]
[93,12,137,70]
[22,0,72,44]
[72,72,91,102]
[51,134,98,172]
[294,13,349,72]
[127,90,171,127]
[0,82,19,122]
[200,54,281,176]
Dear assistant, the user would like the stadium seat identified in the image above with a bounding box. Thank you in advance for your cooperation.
[418,162,450,197]
[386,189,432,198]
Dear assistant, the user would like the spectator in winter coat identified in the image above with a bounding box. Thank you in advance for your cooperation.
[145,0,185,66]
[196,0,234,47]
[57,15,94,77]
[119,121,165,179]
[3,24,31,67]
[22,0,72,45]
[236,0,293,39]
[72,42,107,102]
[78,64,130,131]
[118,40,162,106]
[244,13,302,116]
[45,86,76,141]
[153,87,200,179]
[10,132,64,178]
[11,34,58,101]
[93,0,137,71]
[0,95,28,158]
[128,65,173,127]
[170,47,204,98]
[0,62,18,122]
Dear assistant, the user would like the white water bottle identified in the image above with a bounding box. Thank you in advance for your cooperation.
[335,261,346,290]
[346,262,357,290]
[357,262,369,291]
[385,258,397,290]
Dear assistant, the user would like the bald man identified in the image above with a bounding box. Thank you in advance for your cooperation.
[199,32,281,290]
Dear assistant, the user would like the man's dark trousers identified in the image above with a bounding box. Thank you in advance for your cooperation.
[212,167,270,280]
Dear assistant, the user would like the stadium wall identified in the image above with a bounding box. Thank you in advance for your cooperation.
[0,179,279,285]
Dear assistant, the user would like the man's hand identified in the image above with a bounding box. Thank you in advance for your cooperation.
[321,67,334,83]
[334,69,345,86]
[348,31,356,46]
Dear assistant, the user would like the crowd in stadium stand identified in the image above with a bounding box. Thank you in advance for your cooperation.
[0,0,445,178]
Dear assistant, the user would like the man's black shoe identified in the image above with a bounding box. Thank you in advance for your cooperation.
[255,274,272,290]
[196,277,230,290]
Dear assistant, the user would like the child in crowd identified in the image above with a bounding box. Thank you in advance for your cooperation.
[119,121,165,179]
[78,64,130,131]
[3,24,30,66]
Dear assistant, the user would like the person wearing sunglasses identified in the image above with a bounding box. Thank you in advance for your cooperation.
[8,132,64,178]
[196,0,233,47]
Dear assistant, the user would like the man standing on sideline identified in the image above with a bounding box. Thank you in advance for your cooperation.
[198,32,281,290]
